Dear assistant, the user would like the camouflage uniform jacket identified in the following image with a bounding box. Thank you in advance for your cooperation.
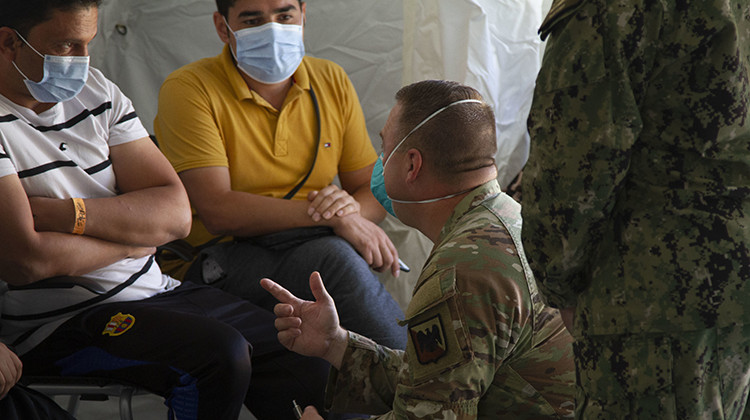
[326,180,575,419]
[522,0,750,336]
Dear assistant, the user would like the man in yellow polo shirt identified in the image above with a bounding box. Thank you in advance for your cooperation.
[154,0,406,351]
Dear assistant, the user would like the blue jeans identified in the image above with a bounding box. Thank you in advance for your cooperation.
[185,235,407,350]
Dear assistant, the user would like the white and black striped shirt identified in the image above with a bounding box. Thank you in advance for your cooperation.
[0,67,179,354]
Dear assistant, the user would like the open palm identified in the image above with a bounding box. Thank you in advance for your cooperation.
[260,272,347,362]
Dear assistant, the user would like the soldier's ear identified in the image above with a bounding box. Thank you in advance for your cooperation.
[405,148,423,183]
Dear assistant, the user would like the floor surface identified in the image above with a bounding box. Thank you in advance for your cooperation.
[58,393,257,420]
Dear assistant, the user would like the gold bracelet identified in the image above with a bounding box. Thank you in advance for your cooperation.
[72,197,86,235]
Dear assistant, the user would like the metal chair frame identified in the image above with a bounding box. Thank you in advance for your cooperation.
[23,376,147,420]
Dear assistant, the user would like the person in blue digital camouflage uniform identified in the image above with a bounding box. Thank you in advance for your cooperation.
[522,0,750,418]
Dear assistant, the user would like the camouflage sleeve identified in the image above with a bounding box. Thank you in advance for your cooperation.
[393,259,535,419]
[327,264,522,419]
[521,0,663,308]
[390,267,510,419]
[325,331,408,416]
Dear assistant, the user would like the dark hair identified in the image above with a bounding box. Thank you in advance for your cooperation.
[394,80,497,182]
[0,0,101,37]
[215,0,303,18]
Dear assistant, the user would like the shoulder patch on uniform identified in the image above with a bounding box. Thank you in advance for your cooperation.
[102,312,135,337]
[539,0,586,41]
[403,267,473,384]
[403,267,457,321]
[409,314,447,364]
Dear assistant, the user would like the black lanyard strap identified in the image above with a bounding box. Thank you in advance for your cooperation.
[157,86,322,261]
[2,256,155,321]
[284,86,321,200]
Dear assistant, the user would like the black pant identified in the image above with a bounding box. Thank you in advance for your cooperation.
[20,282,330,420]
[0,384,74,420]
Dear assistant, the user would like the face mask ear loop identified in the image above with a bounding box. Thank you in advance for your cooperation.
[223,16,242,63]
[11,61,31,81]
[12,30,44,82]
[14,30,45,58]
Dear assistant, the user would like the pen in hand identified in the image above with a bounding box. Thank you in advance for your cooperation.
[293,400,303,419]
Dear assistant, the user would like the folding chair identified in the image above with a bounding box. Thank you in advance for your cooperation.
[22,376,148,420]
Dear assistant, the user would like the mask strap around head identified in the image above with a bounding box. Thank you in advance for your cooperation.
[388,187,477,204]
[384,99,484,168]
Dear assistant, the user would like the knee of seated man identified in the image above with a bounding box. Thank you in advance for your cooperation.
[194,320,252,381]
[315,236,372,272]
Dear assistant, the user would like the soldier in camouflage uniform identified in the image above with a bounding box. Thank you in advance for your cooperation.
[522,0,750,418]
[262,80,575,419]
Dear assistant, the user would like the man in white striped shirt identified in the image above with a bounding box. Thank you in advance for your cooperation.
[0,1,329,419]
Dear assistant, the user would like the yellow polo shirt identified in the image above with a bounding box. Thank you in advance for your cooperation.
[154,45,377,277]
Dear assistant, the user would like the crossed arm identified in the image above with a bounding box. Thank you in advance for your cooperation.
[0,137,191,285]
[0,343,21,400]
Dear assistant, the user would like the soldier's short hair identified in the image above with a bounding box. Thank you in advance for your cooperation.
[0,0,101,37]
[394,80,497,183]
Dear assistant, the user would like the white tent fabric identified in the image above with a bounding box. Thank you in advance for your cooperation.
[89,0,550,311]
[404,0,550,188]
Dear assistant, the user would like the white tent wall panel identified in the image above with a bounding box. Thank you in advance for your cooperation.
[305,0,405,148]
[305,0,431,311]
[404,0,550,188]
[90,0,223,134]
[88,0,551,311]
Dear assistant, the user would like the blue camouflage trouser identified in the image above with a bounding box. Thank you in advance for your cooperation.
[574,324,750,420]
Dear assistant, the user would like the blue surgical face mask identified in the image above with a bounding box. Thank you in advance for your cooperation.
[370,99,484,218]
[226,20,305,85]
[370,154,395,217]
[12,31,89,103]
